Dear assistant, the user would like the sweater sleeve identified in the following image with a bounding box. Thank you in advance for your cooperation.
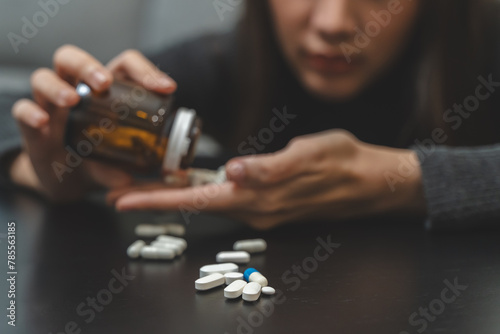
[0,93,25,187]
[414,145,500,230]
[417,16,500,230]
[0,94,23,154]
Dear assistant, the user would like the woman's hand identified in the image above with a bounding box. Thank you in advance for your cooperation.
[10,45,177,201]
[108,130,427,229]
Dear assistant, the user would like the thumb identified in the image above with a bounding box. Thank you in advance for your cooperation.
[226,149,299,188]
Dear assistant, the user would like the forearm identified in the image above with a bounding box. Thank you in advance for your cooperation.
[413,144,500,229]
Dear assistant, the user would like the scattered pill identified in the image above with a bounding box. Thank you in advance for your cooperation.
[200,263,239,277]
[261,286,276,296]
[135,223,186,237]
[242,282,262,302]
[163,173,191,187]
[156,235,187,251]
[195,273,225,291]
[150,241,183,255]
[213,166,227,184]
[127,240,146,259]
[224,272,244,285]
[140,246,175,260]
[187,166,227,186]
[135,224,168,237]
[189,169,218,187]
[224,280,247,299]
[244,268,268,287]
[233,239,267,253]
[164,223,186,237]
[216,251,250,264]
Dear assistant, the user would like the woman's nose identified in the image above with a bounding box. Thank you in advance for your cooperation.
[309,0,357,43]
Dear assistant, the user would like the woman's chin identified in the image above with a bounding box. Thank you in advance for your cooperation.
[300,72,366,103]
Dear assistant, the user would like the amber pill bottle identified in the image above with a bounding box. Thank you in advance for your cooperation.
[64,81,202,174]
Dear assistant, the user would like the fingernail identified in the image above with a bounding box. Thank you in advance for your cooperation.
[227,162,245,181]
[91,70,109,88]
[157,76,174,88]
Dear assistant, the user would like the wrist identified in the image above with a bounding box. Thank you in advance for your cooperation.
[402,151,427,215]
[363,145,427,216]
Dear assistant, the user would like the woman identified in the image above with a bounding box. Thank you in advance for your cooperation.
[3,0,500,230]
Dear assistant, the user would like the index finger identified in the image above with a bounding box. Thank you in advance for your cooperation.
[53,44,113,92]
[113,182,253,212]
[106,50,177,94]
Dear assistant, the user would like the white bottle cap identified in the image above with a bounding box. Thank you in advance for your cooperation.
[162,108,196,173]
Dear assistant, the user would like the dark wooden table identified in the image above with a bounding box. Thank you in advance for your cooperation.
[1,187,500,334]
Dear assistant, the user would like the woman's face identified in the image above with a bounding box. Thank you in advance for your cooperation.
[268,0,421,101]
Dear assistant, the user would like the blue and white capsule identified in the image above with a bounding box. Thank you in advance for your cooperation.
[244,268,268,287]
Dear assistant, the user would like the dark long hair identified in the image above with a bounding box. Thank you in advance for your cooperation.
[231,0,500,148]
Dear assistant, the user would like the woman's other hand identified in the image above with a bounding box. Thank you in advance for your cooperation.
[109,130,426,229]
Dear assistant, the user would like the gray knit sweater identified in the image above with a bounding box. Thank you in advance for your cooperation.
[418,146,500,229]
[1,35,499,230]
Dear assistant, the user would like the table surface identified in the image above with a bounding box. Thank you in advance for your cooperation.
[1,187,500,334]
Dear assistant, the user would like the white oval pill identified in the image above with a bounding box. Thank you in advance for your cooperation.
[242,282,261,302]
[195,273,225,291]
[224,280,247,299]
[213,166,227,184]
[261,286,276,295]
[233,239,267,253]
[140,246,175,260]
[127,240,146,259]
[150,241,183,255]
[200,263,239,277]
[224,272,244,285]
[152,238,186,251]
[216,251,250,264]
[135,224,168,237]
[156,235,187,250]
[165,223,186,237]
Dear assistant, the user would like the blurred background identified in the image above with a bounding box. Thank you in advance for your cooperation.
[0,0,243,94]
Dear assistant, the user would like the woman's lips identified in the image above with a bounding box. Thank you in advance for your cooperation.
[304,53,361,75]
